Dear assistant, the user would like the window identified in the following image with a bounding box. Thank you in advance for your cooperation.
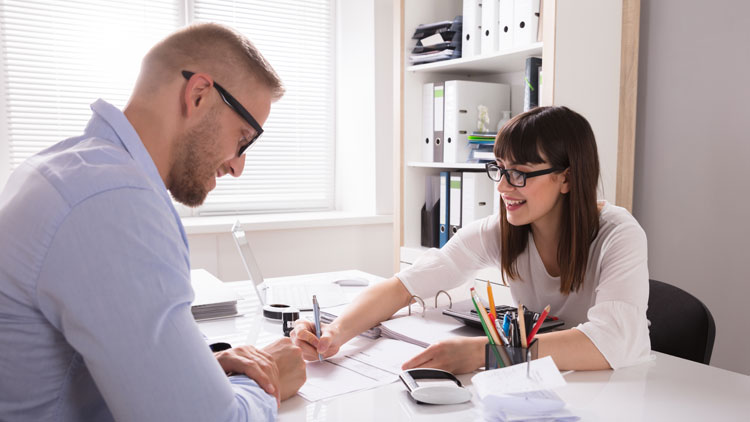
[0,0,335,215]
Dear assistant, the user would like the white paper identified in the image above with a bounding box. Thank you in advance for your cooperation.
[379,306,478,348]
[190,269,241,307]
[472,357,578,422]
[471,356,567,397]
[298,360,393,402]
[420,33,444,46]
[296,337,426,402]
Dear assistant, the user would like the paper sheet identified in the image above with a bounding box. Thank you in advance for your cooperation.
[296,338,425,402]
[471,356,578,422]
[471,356,566,397]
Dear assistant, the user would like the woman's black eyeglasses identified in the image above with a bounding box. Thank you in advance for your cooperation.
[485,162,564,188]
[182,70,264,157]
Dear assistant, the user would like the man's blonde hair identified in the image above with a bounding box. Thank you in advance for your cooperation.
[139,22,284,100]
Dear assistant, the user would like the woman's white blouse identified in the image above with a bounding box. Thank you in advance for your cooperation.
[396,201,651,369]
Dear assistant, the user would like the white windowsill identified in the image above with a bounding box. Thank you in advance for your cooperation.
[182,211,393,235]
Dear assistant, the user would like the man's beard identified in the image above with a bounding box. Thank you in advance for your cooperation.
[169,111,221,207]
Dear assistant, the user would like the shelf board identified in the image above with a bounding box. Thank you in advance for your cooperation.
[407,161,487,170]
[407,43,543,75]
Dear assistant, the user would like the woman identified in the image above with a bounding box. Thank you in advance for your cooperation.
[291,106,650,373]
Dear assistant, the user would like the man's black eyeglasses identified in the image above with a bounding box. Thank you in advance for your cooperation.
[485,162,564,188]
[181,70,263,157]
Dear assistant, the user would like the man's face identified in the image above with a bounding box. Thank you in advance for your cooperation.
[169,80,273,207]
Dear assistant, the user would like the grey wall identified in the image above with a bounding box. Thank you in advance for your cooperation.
[634,0,750,375]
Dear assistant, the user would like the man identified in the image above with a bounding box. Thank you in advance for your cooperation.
[0,23,305,421]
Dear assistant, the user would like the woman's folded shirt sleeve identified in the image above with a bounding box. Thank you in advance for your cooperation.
[396,216,501,300]
[575,222,651,369]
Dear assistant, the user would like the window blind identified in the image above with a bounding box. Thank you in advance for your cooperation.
[0,0,181,168]
[193,0,335,214]
[0,0,335,215]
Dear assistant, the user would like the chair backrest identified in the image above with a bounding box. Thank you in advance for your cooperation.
[647,279,716,365]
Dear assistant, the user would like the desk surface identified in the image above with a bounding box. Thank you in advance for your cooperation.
[197,271,750,422]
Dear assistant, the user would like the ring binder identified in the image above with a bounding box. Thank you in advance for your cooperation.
[435,290,452,309]
[408,291,454,317]
[408,295,426,316]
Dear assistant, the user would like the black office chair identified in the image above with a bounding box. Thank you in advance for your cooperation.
[646,279,716,365]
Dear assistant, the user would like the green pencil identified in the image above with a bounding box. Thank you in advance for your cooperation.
[470,288,504,368]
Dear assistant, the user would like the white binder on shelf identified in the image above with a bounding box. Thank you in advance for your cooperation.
[443,80,511,164]
[449,172,463,238]
[497,0,514,51]
[433,83,445,163]
[422,83,434,162]
[480,0,499,56]
[513,0,540,48]
[439,171,450,247]
[461,0,482,59]
[461,172,495,225]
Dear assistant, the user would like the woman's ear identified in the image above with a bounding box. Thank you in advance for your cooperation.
[559,168,570,194]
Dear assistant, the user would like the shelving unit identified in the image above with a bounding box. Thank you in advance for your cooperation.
[406,42,543,74]
[406,162,486,170]
[392,0,640,294]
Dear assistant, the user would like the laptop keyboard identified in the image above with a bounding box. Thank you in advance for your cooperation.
[265,282,346,310]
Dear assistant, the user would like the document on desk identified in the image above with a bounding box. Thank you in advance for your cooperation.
[379,304,479,348]
[471,356,578,422]
[297,338,424,402]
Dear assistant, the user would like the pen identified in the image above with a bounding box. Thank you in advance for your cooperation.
[502,313,510,337]
[486,280,497,319]
[518,303,528,348]
[526,305,551,345]
[312,295,323,362]
[494,318,510,347]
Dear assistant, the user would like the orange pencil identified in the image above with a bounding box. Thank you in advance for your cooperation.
[526,305,551,345]
[487,280,497,318]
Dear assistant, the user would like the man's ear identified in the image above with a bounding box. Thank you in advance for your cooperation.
[560,168,570,194]
[183,73,213,118]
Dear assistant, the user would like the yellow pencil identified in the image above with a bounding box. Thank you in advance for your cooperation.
[518,302,528,348]
[487,280,497,318]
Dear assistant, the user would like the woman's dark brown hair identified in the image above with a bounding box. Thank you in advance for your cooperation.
[494,106,600,294]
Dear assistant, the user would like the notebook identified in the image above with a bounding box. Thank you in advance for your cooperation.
[190,269,242,320]
[230,221,346,311]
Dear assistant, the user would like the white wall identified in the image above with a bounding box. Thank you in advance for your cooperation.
[188,222,394,281]
[553,0,623,203]
[634,0,750,375]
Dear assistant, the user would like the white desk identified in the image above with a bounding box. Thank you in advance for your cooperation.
[197,271,750,422]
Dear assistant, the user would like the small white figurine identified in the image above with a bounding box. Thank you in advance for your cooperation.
[477,105,490,133]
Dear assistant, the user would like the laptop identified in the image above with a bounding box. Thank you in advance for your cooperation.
[230,221,346,311]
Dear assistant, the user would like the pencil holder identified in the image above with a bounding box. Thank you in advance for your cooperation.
[484,339,538,370]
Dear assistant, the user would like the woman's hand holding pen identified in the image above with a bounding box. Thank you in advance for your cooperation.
[290,319,343,361]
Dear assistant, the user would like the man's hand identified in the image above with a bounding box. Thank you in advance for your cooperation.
[214,345,281,404]
[262,338,307,401]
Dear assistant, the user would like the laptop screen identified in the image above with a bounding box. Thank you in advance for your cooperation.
[231,221,266,305]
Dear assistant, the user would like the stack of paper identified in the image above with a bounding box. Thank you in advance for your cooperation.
[471,356,579,422]
[190,269,242,321]
[379,304,479,348]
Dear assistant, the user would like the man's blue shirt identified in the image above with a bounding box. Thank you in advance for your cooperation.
[0,100,276,421]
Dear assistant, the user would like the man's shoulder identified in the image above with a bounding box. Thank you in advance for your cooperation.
[28,136,156,206]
